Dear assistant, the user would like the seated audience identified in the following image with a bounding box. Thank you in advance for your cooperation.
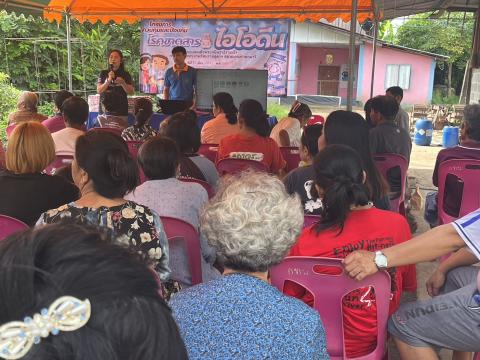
[318,110,390,210]
[170,171,328,359]
[386,86,410,133]
[126,136,219,287]
[94,90,128,129]
[0,223,187,360]
[283,124,323,215]
[284,144,414,358]
[121,97,157,141]
[37,131,170,281]
[8,91,47,125]
[51,96,88,156]
[200,92,239,144]
[344,209,480,360]
[270,100,312,147]
[161,111,219,188]
[0,122,79,226]
[42,90,73,133]
[217,99,286,175]
[425,104,480,225]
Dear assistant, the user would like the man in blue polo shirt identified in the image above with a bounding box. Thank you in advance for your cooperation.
[163,46,196,106]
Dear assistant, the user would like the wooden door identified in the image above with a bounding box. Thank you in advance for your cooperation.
[317,66,340,96]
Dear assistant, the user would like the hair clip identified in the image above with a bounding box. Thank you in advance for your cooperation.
[291,101,302,113]
[0,296,91,360]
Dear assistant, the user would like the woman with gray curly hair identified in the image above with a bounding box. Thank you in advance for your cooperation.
[170,171,329,360]
[8,91,47,125]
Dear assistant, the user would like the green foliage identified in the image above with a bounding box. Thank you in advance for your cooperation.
[378,20,395,43]
[431,89,460,105]
[267,103,290,120]
[0,72,21,141]
[38,101,56,117]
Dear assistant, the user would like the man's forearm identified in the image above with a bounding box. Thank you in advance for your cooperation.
[437,247,478,274]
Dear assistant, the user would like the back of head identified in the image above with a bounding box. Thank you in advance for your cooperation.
[138,136,180,180]
[363,98,373,126]
[54,90,74,111]
[201,171,303,272]
[160,112,200,153]
[313,144,370,233]
[288,101,312,124]
[62,96,89,127]
[324,110,388,200]
[17,91,39,112]
[0,223,187,360]
[213,92,238,125]
[6,121,55,174]
[463,104,480,142]
[238,99,269,137]
[134,98,154,128]
[102,90,124,114]
[301,124,323,157]
[386,86,403,100]
[75,131,139,198]
[370,95,399,121]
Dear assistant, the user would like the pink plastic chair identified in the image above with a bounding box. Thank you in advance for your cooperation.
[373,153,408,215]
[5,124,16,138]
[0,215,28,240]
[304,215,321,228]
[44,155,74,175]
[89,127,124,136]
[280,146,301,173]
[125,140,146,184]
[438,159,480,224]
[179,177,215,199]
[160,216,202,285]
[198,144,219,163]
[271,257,391,360]
[216,158,269,175]
[307,114,325,126]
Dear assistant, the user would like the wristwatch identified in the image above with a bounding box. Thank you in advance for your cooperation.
[374,251,388,270]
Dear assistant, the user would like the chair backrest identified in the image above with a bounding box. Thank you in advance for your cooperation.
[125,140,146,184]
[303,215,321,228]
[216,158,269,175]
[5,124,16,138]
[280,146,301,173]
[198,144,218,163]
[89,127,124,136]
[179,177,215,199]
[0,215,28,240]
[373,153,408,214]
[271,257,391,360]
[160,216,202,285]
[44,155,74,175]
[438,159,480,224]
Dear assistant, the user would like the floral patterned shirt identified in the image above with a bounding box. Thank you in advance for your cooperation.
[121,124,158,142]
[37,201,170,281]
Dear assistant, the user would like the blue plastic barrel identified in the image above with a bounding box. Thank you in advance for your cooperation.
[414,119,433,146]
[442,126,459,148]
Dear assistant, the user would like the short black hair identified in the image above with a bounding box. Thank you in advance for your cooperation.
[102,90,124,113]
[386,86,404,99]
[62,96,89,126]
[76,131,139,198]
[0,223,188,360]
[54,90,73,110]
[301,124,323,156]
[463,104,480,141]
[369,95,399,121]
[161,112,201,153]
[172,46,187,55]
[138,136,180,180]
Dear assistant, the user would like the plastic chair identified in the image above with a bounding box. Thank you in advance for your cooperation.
[179,177,215,199]
[0,215,28,240]
[280,146,301,173]
[44,155,74,175]
[89,127,124,136]
[304,215,321,228]
[160,216,202,285]
[271,257,391,360]
[307,114,325,125]
[438,159,480,224]
[373,153,408,215]
[5,124,16,138]
[216,158,269,175]
[198,144,218,163]
[125,140,146,184]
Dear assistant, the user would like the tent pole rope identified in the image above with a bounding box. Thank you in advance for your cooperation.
[65,11,73,92]
[55,40,61,90]
[347,0,358,111]
[3,39,9,75]
[370,18,379,99]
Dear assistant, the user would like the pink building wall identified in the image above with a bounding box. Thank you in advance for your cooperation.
[360,43,435,105]
[297,46,358,100]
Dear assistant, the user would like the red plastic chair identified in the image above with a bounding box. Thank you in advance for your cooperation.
[373,153,408,215]
[198,144,219,163]
[216,158,269,175]
[160,216,202,286]
[179,177,215,199]
[307,114,325,126]
[280,146,301,173]
[271,257,391,360]
[438,159,480,224]
[0,215,28,240]
[5,124,16,138]
[44,155,74,175]
[125,140,146,184]
[303,215,321,228]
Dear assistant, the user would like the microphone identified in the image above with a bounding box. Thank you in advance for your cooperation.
[109,64,116,82]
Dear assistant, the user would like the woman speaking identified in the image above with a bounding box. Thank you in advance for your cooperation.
[97,49,134,115]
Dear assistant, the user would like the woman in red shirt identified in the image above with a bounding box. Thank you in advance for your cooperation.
[217,99,286,175]
[284,144,413,358]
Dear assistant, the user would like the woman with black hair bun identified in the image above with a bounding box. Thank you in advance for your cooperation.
[121,97,157,141]
[270,100,312,147]
[284,144,415,359]
[201,92,239,144]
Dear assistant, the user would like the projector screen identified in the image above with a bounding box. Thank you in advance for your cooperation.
[196,69,268,112]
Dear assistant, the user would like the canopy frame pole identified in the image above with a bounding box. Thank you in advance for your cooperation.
[66,12,73,92]
[370,18,379,99]
[347,0,358,111]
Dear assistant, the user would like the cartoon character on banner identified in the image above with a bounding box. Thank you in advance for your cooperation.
[152,54,169,95]
[201,33,212,49]
[264,53,287,96]
[140,53,155,94]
